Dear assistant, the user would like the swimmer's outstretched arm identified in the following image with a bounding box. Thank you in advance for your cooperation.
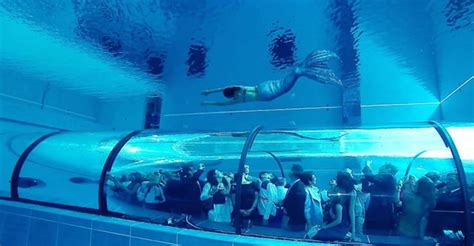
[201,100,239,106]
[201,86,227,95]
[201,99,240,106]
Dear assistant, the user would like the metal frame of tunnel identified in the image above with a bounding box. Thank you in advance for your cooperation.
[10,131,62,199]
[8,131,99,214]
[264,151,286,178]
[234,125,263,234]
[4,123,472,244]
[98,130,142,215]
[430,121,472,244]
[8,130,143,215]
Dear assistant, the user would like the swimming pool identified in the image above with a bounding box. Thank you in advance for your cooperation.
[1,0,473,245]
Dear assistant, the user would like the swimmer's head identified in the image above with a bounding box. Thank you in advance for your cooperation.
[223,87,241,98]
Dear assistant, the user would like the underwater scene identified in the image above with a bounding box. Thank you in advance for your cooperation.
[1,0,473,245]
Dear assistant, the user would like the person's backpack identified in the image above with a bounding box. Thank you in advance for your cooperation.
[137,182,151,202]
[137,181,165,204]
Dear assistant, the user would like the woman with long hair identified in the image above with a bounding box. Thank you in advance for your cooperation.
[398,176,436,238]
[307,171,356,241]
[200,169,233,222]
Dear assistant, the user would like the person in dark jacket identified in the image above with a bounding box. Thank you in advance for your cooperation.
[179,163,205,183]
[283,164,307,231]
[166,163,205,214]
[428,173,465,235]
[361,161,398,235]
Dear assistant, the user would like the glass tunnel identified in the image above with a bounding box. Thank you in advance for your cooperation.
[1,122,473,245]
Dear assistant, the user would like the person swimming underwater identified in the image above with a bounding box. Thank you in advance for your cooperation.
[201,50,342,106]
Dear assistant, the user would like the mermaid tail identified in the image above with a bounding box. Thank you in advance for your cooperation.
[297,50,343,86]
[255,50,342,101]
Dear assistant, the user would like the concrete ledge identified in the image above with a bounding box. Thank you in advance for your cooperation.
[0,200,328,246]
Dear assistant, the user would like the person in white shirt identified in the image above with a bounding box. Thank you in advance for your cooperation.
[300,171,324,230]
[275,177,288,205]
[257,172,278,225]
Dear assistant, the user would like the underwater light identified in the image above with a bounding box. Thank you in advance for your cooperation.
[125,147,141,153]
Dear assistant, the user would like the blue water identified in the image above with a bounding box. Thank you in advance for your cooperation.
[1,1,474,245]
[1,0,472,97]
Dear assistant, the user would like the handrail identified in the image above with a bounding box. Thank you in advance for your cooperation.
[10,131,62,199]
[264,151,285,178]
[429,121,472,245]
[234,125,263,234]
[98,130,142,215]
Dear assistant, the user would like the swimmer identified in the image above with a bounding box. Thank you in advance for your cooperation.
[201,50,342,106]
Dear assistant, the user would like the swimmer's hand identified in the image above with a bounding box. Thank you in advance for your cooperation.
[201,100,238,106]
[201,90,211,96]
[201,101,227,106]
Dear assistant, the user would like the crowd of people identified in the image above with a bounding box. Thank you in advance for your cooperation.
[106,160,470,243]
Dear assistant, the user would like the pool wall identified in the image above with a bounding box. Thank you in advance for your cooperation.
[158,1,473,131]
[0,199,324,246]
[1,1,472,135]
[432,2,474,122]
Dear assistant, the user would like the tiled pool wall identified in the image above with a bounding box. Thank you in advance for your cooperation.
[0,200,327,246]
